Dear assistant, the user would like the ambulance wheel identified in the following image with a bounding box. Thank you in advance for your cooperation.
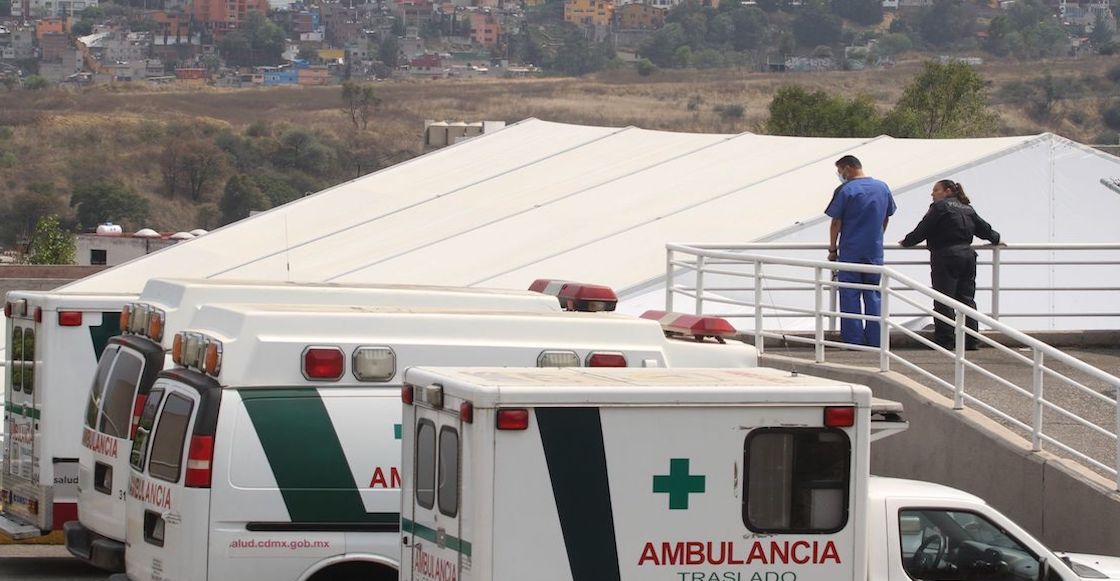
[307,560,397,581]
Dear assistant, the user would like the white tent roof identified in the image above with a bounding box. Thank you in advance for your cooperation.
[59,119,1120,322]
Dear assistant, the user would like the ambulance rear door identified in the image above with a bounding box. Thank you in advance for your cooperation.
[403,384,469,581]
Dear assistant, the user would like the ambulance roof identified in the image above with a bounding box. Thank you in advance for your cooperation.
[134,278,559,346]
[404,366,873,407]
[868,476,984,505]
[6,289,137,310]
[138,278,560,312]
[179,304,672,386]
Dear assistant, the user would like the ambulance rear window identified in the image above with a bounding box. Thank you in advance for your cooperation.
[131,389,164,472]
[148,393,194,483]
[416,420,436,509]
[437,427,459,517]
[743,428,850,533]
[85,345,120,428]
[99,350,144,438]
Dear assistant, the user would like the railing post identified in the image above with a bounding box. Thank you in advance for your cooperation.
[828,269,838,332]
[991,245,1001,321]
[815,266,825,363]
[953,310,965,410]
[1115,379,1120,491]
[1031,349,1044,452]
[665,248,674,312]
[879,272,890,372]
[754,260,764,354]
[695,254,706,316]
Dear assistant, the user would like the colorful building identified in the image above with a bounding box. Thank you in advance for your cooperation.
[564,0,614,27]
[470,12,501,47]
[615,3,666,29]
[191,0,270,33]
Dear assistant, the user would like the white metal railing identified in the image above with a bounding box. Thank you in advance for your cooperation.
[666,243,1120,489]
[665,243,1120,327]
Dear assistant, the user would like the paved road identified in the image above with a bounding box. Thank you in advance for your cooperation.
[0,546,106,580]
[773,343,1120,479]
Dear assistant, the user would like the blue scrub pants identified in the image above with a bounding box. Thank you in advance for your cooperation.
[837,269,881,347]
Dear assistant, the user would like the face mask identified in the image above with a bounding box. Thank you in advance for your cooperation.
[837,171,848,184]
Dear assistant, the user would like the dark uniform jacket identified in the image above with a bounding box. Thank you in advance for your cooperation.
[900,198,1000,251]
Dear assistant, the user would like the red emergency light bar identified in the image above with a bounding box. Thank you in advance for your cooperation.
[528,279,617,312]
[640,310,737,344]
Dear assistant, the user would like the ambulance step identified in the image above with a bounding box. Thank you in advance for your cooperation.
[0,512,44,540]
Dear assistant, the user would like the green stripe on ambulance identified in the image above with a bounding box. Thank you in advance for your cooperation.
[240,388,393,523]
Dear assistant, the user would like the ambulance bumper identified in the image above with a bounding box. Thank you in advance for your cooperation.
[0,511,42,540]
[63,521,125,572]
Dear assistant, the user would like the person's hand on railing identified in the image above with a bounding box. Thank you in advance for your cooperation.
[827,247,838,262]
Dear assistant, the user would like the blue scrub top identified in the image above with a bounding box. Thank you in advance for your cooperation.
[825,177,896,264]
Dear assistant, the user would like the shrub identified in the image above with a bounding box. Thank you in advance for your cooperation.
[636,58,657,77]
[714,103,745,120]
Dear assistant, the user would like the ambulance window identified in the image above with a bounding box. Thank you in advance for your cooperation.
[8,327,21,392]
[415,420,436,509]
[148,393,194,483]
[743,428,850,533]
[99,350,144,438]
[437,427,459,517]
[85,345,120,428]
[20,328,34,394]
[130,389,164,471]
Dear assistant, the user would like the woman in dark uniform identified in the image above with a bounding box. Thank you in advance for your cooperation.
[900,179,1001,350]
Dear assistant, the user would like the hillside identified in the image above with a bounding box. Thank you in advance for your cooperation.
[0,56,1117,246]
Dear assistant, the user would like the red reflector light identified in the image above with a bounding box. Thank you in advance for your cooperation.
[528,279,618,312]
[824,407,855,428]
[3,302,10,318]
[58,311,83,327]
[303,347,344,380]
[402,385,414,405]
[460,401,474,424]
[497,409,529,430]
[33,307,42,323]
[130,393,148,439]
[184,435,215,488]
[587,352,627,367]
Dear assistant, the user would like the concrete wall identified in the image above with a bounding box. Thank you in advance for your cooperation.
[0,265,108,297]
[761,353,1120,556]
[76,236,177,267]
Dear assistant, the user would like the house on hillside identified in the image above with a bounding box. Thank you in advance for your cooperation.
[565,0,614,27]
[615,3,666,30]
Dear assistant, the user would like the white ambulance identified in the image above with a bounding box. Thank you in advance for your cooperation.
[3,290,134,538]
[399,367,1120,581]
[67,278,566,571]
[114,303,757,581]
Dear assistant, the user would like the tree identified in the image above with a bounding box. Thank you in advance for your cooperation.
[729,7,768,51]
[26,215,74,265]
[0,183,67,245]
[766,86,883,137]
[217,11,285,67]
[792,8,842,48]
[219,175,270,225]
[915,0,975,47]
[341,82,381,130]
[378,35,400,68]
[883,61,997,138]
[639,23,687,67]
[1090,12,1115,49]
[69,180,149,230]
[550,27,611,75]
[275,129,334,175]
[181,140,227,201]
[636,58,657,76]
[877,32,913,57]
[22,75,49,90]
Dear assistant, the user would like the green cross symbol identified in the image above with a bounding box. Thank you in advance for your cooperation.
[652,458,706,510]
[394,423,402,440]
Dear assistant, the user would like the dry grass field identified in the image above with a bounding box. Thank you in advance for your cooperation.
[0,55,1116,233]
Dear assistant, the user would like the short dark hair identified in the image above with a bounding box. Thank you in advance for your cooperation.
[835,155,862,169]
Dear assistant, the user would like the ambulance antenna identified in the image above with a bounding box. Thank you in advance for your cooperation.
[284,214,292,281]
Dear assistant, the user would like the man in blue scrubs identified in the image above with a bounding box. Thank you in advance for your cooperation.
[825,155,895,347]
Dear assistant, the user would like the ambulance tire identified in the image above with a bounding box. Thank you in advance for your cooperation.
[307,560,397,581]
